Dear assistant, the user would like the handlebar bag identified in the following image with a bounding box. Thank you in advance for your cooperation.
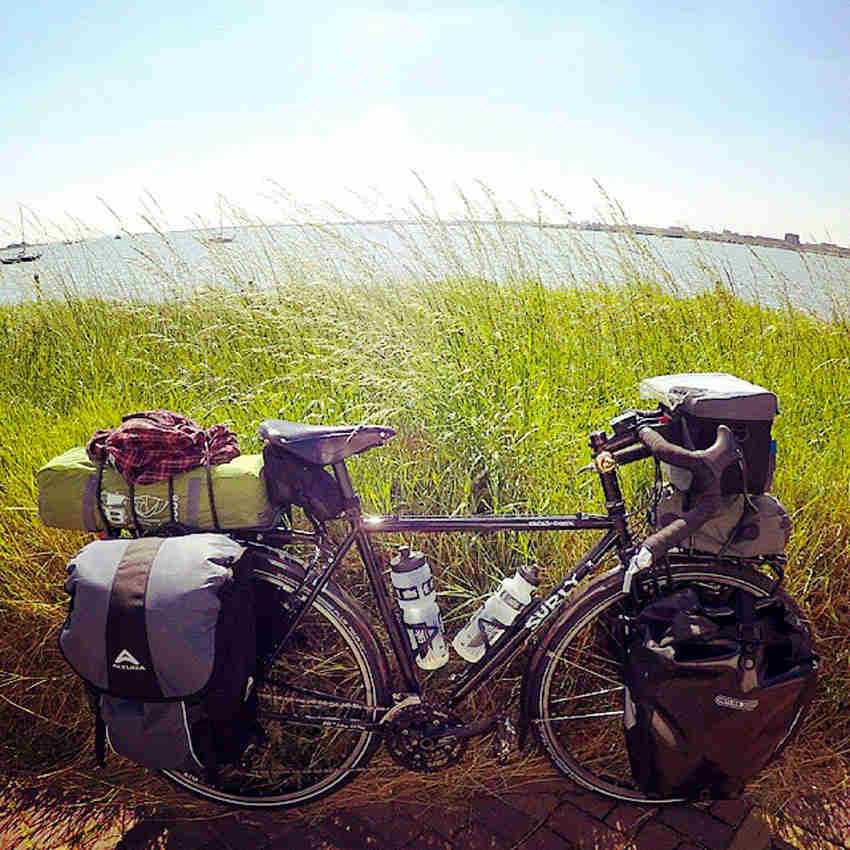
[654,488,792,557]
[639,373,778,494]
[623,586,817,799]
[59,534,257,774]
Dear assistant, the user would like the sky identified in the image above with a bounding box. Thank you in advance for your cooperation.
[2,0,849,245]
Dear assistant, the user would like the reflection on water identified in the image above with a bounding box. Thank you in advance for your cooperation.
[1,222,848,318]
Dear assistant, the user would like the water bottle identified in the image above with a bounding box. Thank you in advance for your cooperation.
[452,565,540,663]
[390,546,449,670]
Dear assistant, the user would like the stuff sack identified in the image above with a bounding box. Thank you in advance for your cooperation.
[59,534,257,774]
[623,586,817,799]
[640,373,778,494]
[654,488,792,558]
[38,447,279,532]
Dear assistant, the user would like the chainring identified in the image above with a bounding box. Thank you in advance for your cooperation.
[384,704,468,772]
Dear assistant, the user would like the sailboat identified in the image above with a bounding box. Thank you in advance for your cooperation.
[204,202,235,244]
[1,207,41,264]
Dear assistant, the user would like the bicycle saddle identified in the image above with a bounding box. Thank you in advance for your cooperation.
[258,419,397,466]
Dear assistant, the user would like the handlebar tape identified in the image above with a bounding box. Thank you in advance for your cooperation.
[636,424,743,560]
[637,424,740,494]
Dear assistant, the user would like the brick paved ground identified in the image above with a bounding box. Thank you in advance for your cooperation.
[4,777,845,848]
[77,778,839,850]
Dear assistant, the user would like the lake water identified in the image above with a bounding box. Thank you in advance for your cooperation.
[1,221,848,318]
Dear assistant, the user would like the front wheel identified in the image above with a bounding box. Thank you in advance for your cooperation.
[525,560,798,804]
[163,553,391,808]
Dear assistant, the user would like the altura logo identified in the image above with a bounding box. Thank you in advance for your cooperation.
[113,649,146,671]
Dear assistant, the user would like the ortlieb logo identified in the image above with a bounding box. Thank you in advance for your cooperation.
[113,649,146,672]
[715,694,759,712]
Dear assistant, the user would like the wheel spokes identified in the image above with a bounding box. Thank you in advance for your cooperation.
[545,650,623,687]
[535,709,624,722]
[551,684,624,705]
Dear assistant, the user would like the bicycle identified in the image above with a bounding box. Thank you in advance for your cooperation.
[158,406,799,809]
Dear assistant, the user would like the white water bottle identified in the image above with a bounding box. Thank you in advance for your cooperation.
[390,546,449,670]
[452,565,540,663]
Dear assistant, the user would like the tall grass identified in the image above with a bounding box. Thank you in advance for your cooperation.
[1,198,849,836]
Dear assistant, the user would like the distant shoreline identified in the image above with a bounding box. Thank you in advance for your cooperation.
[573,221,850,258]
[6,220,850,259]
[409,220,850,259]
[314,219,850,259]
[332,219,850,259]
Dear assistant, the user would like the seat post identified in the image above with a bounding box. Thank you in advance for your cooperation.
[332,460,357,502]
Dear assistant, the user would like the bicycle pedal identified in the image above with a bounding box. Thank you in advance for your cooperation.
[493,715,518,765]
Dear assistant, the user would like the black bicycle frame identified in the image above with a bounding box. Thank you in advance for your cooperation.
[268,452,636,713]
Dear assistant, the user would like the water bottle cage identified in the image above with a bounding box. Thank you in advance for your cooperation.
[399,614,441,657]
[416,622,440,655]
[475,614,508,650]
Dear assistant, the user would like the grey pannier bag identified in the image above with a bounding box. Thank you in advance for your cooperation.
[59,534,257,776]
[654,487,792,558]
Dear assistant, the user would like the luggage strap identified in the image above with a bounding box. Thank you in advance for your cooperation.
[204,459,221,531]
[202,432,222,531]
[126,481,142,533]
[94,460,118,537]
[736,591,763,669]
[95,458,143,535]
[86,685,106,767]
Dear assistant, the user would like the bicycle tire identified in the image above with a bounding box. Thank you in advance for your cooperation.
[525,559,804,804]
[163,552,391,808]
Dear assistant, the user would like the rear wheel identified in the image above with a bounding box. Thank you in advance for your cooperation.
[526,560,797,804]
[163,553,390,808]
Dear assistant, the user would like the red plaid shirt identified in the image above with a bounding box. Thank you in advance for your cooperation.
[86,410,240,485]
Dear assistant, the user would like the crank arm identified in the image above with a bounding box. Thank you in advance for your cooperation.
[431,715,496,742]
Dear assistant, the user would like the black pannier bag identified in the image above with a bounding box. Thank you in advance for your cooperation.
[59,534,258,776]
[640,373,778,494]
[623,586,818,799]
